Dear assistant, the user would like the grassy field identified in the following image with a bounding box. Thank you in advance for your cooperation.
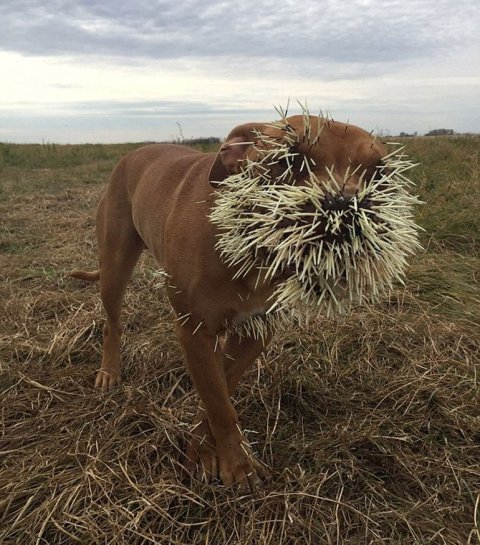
[1,136,479,544]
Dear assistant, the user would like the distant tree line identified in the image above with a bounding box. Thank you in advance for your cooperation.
[424,129,455,136]
[398,129,457,137]
[179,137,221,146]
[165,136,221,146]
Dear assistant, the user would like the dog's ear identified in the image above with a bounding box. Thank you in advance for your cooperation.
[208,123,266,187]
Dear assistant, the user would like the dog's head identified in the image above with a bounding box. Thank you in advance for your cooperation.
[209,113,421,318]
[209,115,385,194]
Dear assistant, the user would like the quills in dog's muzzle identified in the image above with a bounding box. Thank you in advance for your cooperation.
[209,112,422,335]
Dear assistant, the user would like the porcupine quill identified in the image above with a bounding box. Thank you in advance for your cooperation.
[209,106,422,339]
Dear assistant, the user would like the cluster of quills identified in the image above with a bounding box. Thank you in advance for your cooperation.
[208,108,422,339]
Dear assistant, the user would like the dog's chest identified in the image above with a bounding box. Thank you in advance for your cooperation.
[228,307,278,340]
[233,308,266,326]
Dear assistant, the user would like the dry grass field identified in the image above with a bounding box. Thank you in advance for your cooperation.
[1,136,479,544]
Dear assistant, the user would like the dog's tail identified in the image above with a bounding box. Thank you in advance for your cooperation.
[70,269,100,282]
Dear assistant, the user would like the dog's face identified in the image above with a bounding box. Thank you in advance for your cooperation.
[209,114,420,318]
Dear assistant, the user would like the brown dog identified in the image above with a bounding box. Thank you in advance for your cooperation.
[72,115,385,491]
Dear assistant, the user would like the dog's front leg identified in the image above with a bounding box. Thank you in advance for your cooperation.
[185,330,271,487]
[176,323,265,491]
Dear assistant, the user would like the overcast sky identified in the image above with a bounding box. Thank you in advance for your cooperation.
[1,0,479,143]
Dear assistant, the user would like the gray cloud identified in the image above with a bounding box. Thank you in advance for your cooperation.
[2,0,478,67]
[1,0,479,142]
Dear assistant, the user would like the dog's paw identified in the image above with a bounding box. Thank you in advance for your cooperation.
[186,420,269,492]
[94,368,121,390]
[217,434,269,493]
[185,419,219,482]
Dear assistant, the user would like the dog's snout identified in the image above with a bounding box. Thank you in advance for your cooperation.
[340,194,353,206]
[322,193,353,211]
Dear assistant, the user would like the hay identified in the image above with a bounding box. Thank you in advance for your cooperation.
[1,140,479,544]
[1,283,479,544]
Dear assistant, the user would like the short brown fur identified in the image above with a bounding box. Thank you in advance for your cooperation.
[71,115,385,490]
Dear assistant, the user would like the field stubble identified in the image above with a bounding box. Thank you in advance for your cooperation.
[0,137,479,544]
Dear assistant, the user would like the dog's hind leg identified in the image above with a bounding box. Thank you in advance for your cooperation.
[94,196,144,390]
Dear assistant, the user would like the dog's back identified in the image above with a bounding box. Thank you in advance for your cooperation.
[102,144,216,267]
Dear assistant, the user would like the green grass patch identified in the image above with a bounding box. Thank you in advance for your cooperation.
[397,135,480,253]
[0,142,144,169]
